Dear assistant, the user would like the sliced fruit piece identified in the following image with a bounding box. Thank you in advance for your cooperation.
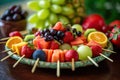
[14,42,28,55]
[6,36,23,49]
[87,31,108,48]
[84,28,96,37]
[86,40,101,47]
[53,22,65,31]
[51,50,60,62]
[47,49,53,62]
[33,36,51,49]
[70,37,84,45]
[72,24,83,33]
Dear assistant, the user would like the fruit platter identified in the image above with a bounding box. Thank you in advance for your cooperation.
[0,0,118,77]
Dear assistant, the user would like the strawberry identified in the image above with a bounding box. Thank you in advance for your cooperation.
[90,45,102,57]
[109,20,120,29]
[9,31,23,38]
[63,31,74,43]
[109,26,120,48]
[21,45,35,58]
[50,40,59,49]
[53,22,65,31]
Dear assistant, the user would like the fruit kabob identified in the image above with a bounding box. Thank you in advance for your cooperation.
[0,22,116,77]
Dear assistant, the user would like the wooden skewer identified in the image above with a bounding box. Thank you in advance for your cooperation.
[0,42,6,44]
[0,37,9,41]
[100,53,113,62]
[0,52,16,62]
[87,56,99,67]
[13,55,25,68]
[31,58,40,73]
[1,49,11,53]
[102,48,116,53]
[71,58,75,71]
[57,60,60,77]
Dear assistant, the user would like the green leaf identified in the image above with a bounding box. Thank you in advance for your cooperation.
[113,34,118,40]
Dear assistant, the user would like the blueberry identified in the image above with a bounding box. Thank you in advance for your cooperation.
[44,32,50,37]
[47,35,54,41]
[12,13,21,21]
[43,29,50,33]
[5,16,13,21]
[32,50,46,61]
[21,11,28,18]
[4,10,11,16]
[1,14,6,20]
[72,28,77,33]
[50,29,57,36]
[59,39,64,44]
[76,31,81,36]
[14,5,21,13]
[54,36,59,41]
[9,5,17,11]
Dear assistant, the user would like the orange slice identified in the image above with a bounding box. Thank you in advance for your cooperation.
[6,36,23,49]
[87,31,108,48]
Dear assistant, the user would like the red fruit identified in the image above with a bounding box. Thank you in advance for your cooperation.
[109,20,120,28]
[9,31,23,38]
[50,41,59,49]
[110,27,120,48]
[63,31,74,43]
[53,22,65,31]
[82,14,106,32]
[65,50,79,62]
[90,45,102,57]
[21,45,35,58]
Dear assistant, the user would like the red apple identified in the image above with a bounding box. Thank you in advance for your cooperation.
[82,14,106,32]
[65,50,79,62]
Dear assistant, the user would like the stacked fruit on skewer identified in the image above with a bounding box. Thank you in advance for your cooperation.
[0,22,115,77]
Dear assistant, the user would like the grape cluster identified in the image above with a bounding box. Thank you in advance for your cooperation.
[35,29,65,44]
[0,5,28,21]
[27,0,85,29]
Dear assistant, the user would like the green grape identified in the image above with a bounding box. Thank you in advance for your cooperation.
[37,9,50,20]
[62,6,74,16]
[27,1,41,11]
[51,4,62,14]
[35,20,45,30]
[77,45,92,60]
[49,13,58,24]
[39,0,50,9]
[28,14,39,24]
[51,0,65,5]
[24,34,35,42]
[59,43,72,50]
[45,20,51,28]
[59,16,70,24]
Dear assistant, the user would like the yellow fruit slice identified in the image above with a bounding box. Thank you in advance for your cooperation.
[14,42,27,55]
[6,36,23,49]
[87,31,108,48]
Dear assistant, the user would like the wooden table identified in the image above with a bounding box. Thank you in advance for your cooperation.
[0,37,120,80]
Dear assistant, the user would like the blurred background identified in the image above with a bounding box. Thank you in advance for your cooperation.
[0,0,120,24]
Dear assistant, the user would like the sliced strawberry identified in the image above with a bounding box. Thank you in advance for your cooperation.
[53,22,65,31]
[63,31,74,43]
[87,40,101,47]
